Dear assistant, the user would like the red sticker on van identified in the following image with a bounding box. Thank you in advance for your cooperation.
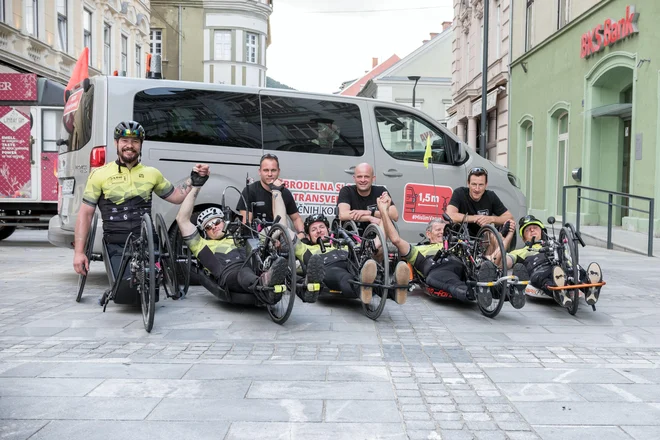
[403,183,453,223]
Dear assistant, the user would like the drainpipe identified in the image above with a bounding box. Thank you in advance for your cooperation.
[178,5,182,80]
[506,0,514,169]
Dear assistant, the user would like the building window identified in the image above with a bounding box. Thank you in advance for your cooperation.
[495,2,501,59]
[26,0,38,36]
[57,0,67,51]
[43,109,64,152]
[525,0,534,51]
[0,0,4,22]
[103,23,111,75]
[135,45,142,77]
[525,123,533,200]
[246,32,258,64]
[83,9,92,64]
[556,112,569,214]
[150,29,162,55]
[121,35,128,74]
[214,30,232,60]
[558,0,569,29]
[464,40,470,83]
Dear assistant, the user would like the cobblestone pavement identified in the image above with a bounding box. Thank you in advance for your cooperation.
[1,230,660,440]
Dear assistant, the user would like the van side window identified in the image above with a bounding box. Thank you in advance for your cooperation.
[62,85,94,152]
[42,109,63,152]
[133,88,261,148]
[375,107,452,165]
[260,95,364,156]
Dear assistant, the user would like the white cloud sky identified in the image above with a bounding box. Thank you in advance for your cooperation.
[267,0,454,94]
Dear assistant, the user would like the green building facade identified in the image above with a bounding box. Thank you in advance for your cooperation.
[509,0,659,236]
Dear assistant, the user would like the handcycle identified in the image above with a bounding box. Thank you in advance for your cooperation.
[414,214,520,319]
[516,216,606,316]
[76,212,186,332]
[172,186,298,325]
[312,222,407,320]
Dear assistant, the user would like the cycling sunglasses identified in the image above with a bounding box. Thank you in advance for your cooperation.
[468,167,488,177]
[518,215,538,225]
[204,218,223,230]
[117,129,142,138]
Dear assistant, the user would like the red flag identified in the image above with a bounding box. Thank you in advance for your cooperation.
[65,47,90,102]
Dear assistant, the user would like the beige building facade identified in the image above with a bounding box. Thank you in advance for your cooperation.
[0,0,150,82]
[447,0,511,166]
[151,0,272,86]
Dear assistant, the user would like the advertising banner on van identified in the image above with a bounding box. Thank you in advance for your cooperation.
[0,73,37,102]
[283,178,348,216]
[403,183,453,223]
[0,107,32,199]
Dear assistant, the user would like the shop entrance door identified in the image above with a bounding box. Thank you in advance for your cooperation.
[620,119,632,222]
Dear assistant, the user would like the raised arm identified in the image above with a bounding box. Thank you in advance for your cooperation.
[377,192,410,257]
[175,166,210,236]
[164,164,209,204]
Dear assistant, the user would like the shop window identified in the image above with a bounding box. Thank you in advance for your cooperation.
[525,123,533,200]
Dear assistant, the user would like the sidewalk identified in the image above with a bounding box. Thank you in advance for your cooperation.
[578,224,660,257]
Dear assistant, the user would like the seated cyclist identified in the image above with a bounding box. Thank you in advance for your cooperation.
[174,169,289,305]
[506,215,603,309]
[376,192,523,308]
[273,184,410,305]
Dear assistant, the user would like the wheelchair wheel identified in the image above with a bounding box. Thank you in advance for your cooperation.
[138,214,156,332]
[361,224,389,321]
[169,226,192,297]
[473,225,507,319]
[155,214,180,299]
[76,212,98,302]
[265,224,296,325]
[560,226,580,316]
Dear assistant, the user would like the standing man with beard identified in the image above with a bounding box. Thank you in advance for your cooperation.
[237,153,306,241]
[73,121,208,301]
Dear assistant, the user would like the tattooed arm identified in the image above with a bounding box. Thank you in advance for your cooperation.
[164,164,209,204]
[175,186,201,237]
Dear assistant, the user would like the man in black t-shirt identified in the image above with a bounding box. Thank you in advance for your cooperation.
[446,166,515,238]
[337,162,398,233]
[237,153,306,241]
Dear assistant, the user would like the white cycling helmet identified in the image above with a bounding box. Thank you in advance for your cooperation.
[196,207,224,230]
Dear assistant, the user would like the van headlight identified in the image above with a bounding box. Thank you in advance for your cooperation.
[507,172,521,188]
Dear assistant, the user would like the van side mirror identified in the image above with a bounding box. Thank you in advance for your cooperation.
[448,141,467,164]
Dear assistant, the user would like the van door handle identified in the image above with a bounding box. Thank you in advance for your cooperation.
[382,169,403,177]
[344,166,355,175]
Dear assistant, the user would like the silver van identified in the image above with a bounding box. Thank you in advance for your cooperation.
[49,76,527,251]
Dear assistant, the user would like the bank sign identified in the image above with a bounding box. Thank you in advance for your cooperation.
[580,5,639,59]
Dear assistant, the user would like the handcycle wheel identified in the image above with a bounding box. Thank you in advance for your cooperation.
[564,222,583,262]
[560,226,580,316]
[332,219,360,235]
[361,224,389,321]
[265,223,296,324]
[138,214,156,332]
[169,226,192,297]
[155,214,179,299]
[473,224,507,318]
[76,212,98,302]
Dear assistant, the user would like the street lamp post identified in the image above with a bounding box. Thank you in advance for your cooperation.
[479,0,490,158]
[408,76,421,150]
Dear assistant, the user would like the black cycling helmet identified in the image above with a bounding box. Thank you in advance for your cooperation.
[304,213,329,234]
[518,214,546,239]
[114,121,145,141]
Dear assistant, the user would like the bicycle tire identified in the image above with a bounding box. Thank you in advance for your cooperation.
[76,212,98,302]
[169,226,192,297]
[155,214,179,299]
[139,214,156,332]
[473,224,507,319]
[361,224,389,321]
[266,224,297,324]
[560,226,580,316]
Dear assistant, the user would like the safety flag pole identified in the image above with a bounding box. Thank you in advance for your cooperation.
[423,134,432,169]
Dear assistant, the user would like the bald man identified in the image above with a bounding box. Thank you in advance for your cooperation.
[337,162,399,233]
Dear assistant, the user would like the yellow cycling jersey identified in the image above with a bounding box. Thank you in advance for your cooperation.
[403,242,444,272]
[185,231,238,258]
[294,240,348,265]
[508,243,542,263]
[82,161,174,237]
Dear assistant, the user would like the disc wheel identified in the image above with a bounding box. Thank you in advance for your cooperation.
[361,224,389,321]
[560,226,580,316]
[265,224,296,324]
[76,212,98,302]
[155,214,179,299]
[138,214,156,332]
[169,225,192,298]
[473,224,507,319]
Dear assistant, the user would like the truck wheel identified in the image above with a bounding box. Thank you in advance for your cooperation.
[0,225,16,241]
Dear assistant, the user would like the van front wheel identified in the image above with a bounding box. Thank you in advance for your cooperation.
[0,224,16,241]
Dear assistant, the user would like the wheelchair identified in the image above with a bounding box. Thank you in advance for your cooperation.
[171,189,298,325]
[512,217,606,316]
[314,222,407,320]
[76,212,185,332]
[413,214,515,319]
